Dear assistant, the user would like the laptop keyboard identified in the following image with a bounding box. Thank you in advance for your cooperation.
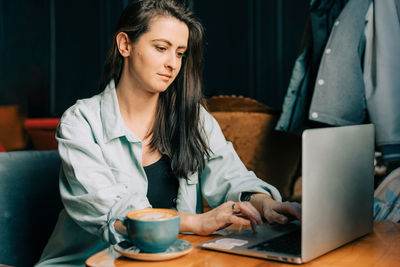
[247,229,301,255]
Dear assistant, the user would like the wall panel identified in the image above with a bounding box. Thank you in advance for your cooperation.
[0,0,308,117]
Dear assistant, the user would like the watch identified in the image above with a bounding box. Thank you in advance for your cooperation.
[240,192,257,202]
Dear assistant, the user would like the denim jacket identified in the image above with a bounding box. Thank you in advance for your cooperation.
[35,80,281,266]
[277,0,400,162]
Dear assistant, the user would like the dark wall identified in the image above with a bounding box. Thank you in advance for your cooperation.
[52,0,126,116]
[0,0,308,117]
[0,0,126,117]
[0,0,50,117]
[195,0,308,108]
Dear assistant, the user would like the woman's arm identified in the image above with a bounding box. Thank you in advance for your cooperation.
[57,104,151,244]
[192,107,300,234]
[179,195,301,236]
[198,107,283,209]
[179,201,263,235]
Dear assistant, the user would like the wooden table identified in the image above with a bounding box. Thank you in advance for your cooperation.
[86,222,400,266]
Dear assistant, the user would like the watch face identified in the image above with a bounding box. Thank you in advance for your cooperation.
[241,192,255,202]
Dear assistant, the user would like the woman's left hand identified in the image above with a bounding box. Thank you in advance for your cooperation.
[251,194,301,224]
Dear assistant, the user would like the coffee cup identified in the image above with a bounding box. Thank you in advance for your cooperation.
[109,208,180,253]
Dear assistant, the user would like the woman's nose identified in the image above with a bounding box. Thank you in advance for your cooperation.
[164,53,179,70]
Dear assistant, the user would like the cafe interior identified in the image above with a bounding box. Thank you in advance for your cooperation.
[0,0,399,266]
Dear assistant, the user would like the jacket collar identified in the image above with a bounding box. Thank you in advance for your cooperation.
[100,80,141,143]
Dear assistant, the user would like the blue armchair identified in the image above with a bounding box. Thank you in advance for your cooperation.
[0,150,62,267]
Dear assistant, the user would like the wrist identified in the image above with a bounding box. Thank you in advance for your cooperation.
[240,192,257,202]
[250,193,273,215]
[179,212,202,234]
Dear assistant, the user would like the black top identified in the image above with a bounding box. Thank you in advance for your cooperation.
[143,155,179,209]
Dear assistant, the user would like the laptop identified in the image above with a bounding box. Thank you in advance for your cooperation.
[198,124,375,264]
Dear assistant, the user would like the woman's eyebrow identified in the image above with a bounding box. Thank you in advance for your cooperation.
[151,38,187,49]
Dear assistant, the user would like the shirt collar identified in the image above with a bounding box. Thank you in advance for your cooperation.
[100,80,141,143]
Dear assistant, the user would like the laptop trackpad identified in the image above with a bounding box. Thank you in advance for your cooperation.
[200,220,301,257]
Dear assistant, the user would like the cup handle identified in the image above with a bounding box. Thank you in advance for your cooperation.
[108,217,128,241]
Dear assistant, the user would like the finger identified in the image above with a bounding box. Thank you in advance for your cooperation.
[274,202,302,221]
[293,202,302,220]
[235,202,263,225]
[250,219,258,232]
[242,203,263,226]
[289,203,302,221]
[228,214,251,226]
[234,205,261,228]
[238,216,261,234]
[216,223,232,231]
[264,208,289,224]
[243,202,263,224]
[237,213,260,232]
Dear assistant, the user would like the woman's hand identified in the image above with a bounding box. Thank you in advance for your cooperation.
[179,195,301,235]
[180,201,263,236]
[250,194,301,224]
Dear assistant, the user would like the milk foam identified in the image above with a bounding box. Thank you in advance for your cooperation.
[132,211,175,220]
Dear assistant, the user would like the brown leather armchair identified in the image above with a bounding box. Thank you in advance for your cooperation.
[203,95,302,207]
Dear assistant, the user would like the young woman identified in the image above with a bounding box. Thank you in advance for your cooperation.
[36,0,300,266]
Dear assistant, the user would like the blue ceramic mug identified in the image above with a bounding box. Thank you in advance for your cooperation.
[109,208,180,253]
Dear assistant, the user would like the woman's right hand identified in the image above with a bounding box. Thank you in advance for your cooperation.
[180,201,263,236]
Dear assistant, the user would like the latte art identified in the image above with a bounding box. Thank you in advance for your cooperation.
[129,211,177,221]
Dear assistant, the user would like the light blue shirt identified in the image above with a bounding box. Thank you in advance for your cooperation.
[36,80,281,266]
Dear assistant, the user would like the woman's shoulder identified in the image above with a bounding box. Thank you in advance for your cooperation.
[60,93,103,126]
[198,104,226,145]
[199,104,216,122]
[199,105,216,130]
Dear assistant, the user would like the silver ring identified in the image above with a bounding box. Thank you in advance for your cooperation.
[232,203,240,215]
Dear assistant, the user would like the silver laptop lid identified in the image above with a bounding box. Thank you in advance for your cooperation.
[301,124,374,262]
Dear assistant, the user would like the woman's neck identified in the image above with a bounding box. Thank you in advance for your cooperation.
[116,75,159,140]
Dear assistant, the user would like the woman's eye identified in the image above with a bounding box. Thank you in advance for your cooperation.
[156,46,166,52]
[177,52,185,58]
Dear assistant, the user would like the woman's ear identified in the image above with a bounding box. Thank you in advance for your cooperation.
[116,32,131,58]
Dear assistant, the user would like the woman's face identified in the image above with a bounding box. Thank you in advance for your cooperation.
[127,16,189,94]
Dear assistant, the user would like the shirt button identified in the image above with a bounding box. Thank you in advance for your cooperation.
[311,112,319,119]
[325,48,331,54]
[334,20,340,26]
[317,79,325,85]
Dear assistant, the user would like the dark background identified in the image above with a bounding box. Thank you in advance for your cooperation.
[0,0,308,118]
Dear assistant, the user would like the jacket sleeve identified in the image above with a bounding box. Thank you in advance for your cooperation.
[199,107,282,209]
[56,107,151,244]
[364,0,400,162]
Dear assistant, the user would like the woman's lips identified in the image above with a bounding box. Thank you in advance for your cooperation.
[158,73,172,80]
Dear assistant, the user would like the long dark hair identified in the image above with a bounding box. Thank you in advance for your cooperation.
[99,0,209,179]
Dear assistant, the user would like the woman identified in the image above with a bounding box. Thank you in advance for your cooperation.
[36,0,301,266]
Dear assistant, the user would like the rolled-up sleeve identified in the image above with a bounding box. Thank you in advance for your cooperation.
[199,107,282,209]
[57,110,150,244]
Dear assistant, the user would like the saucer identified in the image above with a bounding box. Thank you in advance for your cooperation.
[114,239,193,261]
